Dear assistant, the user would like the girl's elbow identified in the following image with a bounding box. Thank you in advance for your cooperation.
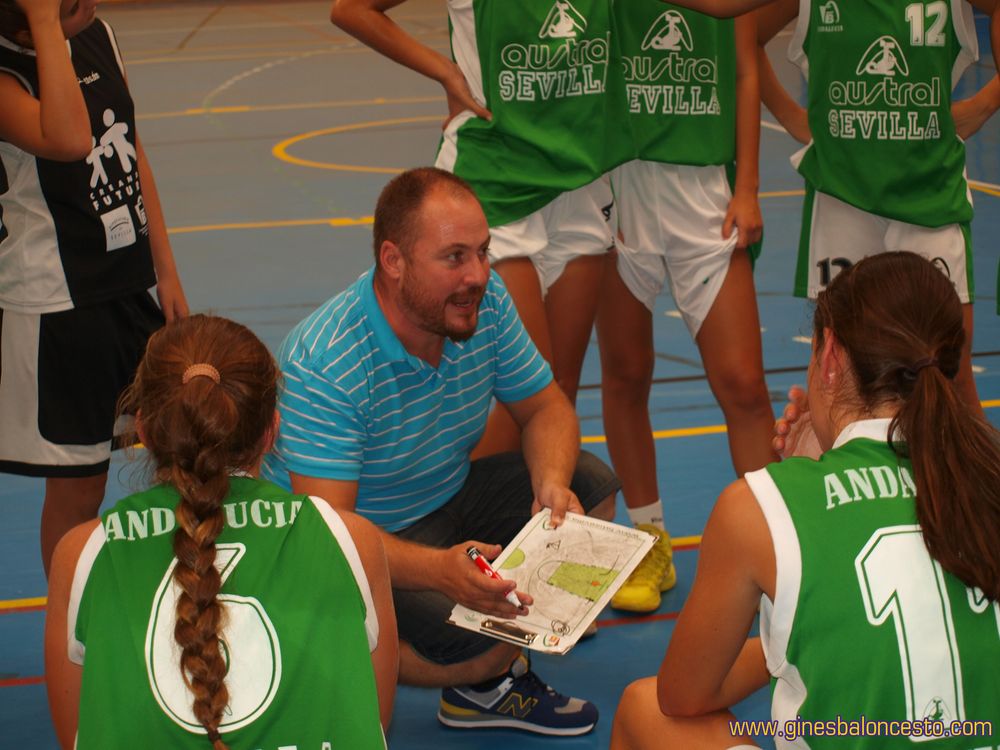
[658,684,709,718]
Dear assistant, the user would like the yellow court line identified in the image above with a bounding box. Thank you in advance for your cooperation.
[272,115,443,174]
[672,535,702,548]
[168,216,372,235]
[139,96,444,121]
[582,424,728,444]
[969,181,1000,198]
[0,596,46,611]
[758,189,804,198]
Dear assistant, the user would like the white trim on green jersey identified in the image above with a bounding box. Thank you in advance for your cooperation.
[745,467,809,748]
[67,523,107,664]
[311,497,379,650]
[448,0,486,106]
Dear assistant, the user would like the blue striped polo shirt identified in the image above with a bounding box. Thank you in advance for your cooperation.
[262,267,552,532]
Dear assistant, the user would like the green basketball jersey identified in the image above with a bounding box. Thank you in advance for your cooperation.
[438,0,631,227]
[788,0,978,227]
[613,0,736,165]
[71,477,385,749]
[747,420,1000,748]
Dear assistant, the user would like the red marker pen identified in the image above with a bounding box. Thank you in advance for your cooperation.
[466,546,523,608]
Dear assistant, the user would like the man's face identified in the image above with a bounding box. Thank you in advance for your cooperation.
[396,188,491,342]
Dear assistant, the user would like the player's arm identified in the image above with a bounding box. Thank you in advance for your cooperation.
[116,38,188,323]
[328,0,490,123]
[505,381,584,527]
[0,0,90,160]
[664,0,776,18]
[724,12,764,249]
[45,519,100,749]
[291,474,528,618]
[755,0,809,142]
[658,480,773,715]
[951,0,1000,139]
[135,135,188,322]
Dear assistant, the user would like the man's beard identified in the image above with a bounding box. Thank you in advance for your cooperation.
[399,278,484,342]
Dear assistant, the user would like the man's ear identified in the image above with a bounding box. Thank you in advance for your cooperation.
[379,240,405,280]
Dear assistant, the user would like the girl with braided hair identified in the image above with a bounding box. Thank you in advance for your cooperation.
[44,315,396,749]
[611,252,1000,749]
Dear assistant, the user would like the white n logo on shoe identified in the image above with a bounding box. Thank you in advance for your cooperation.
[539,0,587,39]
[497,692,539,718]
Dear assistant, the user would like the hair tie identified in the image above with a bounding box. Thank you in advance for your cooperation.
[182,363,221,385]
[901,357,938,382]
[205,728,222,743]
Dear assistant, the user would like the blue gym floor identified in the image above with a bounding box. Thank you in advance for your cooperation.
[2,2,998,748]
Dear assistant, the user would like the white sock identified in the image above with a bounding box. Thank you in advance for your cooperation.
[626,500,664,530]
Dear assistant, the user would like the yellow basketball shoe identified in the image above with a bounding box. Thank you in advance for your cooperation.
[610,525,676,612]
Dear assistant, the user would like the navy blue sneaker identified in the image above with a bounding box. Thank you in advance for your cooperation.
[437,655,598,735]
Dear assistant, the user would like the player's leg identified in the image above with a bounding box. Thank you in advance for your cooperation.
[41,474,108,577]
[694,248,777,475]
[611,677,757,750]
[543,253,604,405]
[596,253,659,519]
[600,161,676,612]
[539,176,615,405]
[471,256,552,458]
[472,179,612,457]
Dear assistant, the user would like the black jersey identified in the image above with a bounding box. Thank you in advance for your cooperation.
[0,19,156,313]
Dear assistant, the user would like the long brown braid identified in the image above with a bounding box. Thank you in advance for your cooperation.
[122,315,279,748]
[815,252,1000,600]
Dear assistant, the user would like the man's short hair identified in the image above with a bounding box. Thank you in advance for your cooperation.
[372,167,478,268]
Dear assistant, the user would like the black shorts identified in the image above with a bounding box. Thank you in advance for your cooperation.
[0,291,164,477]
[391,450,620,666]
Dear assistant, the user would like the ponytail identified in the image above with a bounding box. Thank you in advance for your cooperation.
[123,316,278,748]
[891,366,1000,600]
[816,252,1000,600]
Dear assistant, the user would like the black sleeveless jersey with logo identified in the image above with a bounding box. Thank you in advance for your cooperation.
[0,19,156,313]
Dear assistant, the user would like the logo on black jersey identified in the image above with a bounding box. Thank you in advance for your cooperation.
[539,0,586,39]
[641,11,694,52]
[857,36,910,77]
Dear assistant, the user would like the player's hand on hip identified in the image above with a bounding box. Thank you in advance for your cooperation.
[531,482,584,528]
[773,385,821,459]
[441,63,492,128]
[441,541,530,618]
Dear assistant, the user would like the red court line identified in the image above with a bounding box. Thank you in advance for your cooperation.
[0,605,46,616]
[0,676,45,688]
[598,610,681,629]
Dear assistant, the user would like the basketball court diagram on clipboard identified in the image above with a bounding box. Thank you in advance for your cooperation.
[449,511,655,654]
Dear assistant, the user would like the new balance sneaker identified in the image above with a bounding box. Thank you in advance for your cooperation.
[610,524,676,612]
[438,655,598,735]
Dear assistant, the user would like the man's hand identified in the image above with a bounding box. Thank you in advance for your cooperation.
[438,541,531,618]
[530,481,585,527]
[772,385,821,459]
